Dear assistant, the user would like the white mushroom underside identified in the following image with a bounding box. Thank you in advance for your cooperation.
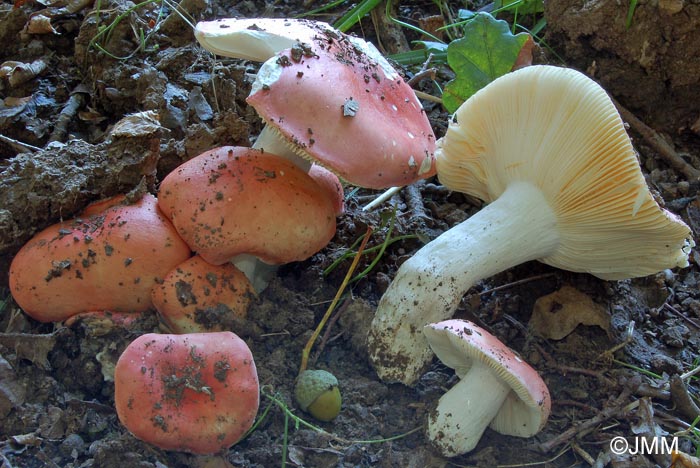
[428,361,511,456]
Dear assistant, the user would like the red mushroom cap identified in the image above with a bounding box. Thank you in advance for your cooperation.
[246,34,436,189]
[308,164,345,216]
[9,194,191,322]
[424,320,551,438]
[157,146,336,265]
[152,255,256,334]
[114,331,259,454]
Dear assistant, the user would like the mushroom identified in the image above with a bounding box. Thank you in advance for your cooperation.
[151,255,256,334]
[194,17,436,188]
[9,194,191,323]
[114,331,259,454]
[246,30,436,189]
[368,65,695,385]
[423,320,551,457]
[157,146,336,291]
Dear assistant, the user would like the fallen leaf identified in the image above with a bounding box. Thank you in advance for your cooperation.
[24,14,59,35]
[0,332,58,370]
[528,286,610,340]
[672,451,700,468]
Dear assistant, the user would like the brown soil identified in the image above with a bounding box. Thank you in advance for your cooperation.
[1,1,699,467]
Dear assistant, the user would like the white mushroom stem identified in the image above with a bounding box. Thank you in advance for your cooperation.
[368,181,560,385]
[231,253,277,293]
[428,361,511,456]
[252,125,312,172]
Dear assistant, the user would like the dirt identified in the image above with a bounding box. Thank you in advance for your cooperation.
[1,0,699,467]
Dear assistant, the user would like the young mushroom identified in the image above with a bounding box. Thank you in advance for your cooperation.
[157,146,336,291]
[9,194,191,322]
[114,331,259,454]
[151,255,256,334]
[423,320,551,457]
[368,65,695,385]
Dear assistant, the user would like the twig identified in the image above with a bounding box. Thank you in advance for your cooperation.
[664,302,700,330]
[403,180,431,227]
[48,87,87,143]
[299,226,372,374]
[538,376,641,453]
[476,273,557,297]
[669,374,700,421]
[0,133,42,153]
[613,97,700,181]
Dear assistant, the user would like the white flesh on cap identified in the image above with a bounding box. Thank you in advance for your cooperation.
[194,18,333,62]
[368,65,694,385]
[427,361,510,456]
[368,182,559,384]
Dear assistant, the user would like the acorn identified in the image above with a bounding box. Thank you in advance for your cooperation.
[294,369,341,422]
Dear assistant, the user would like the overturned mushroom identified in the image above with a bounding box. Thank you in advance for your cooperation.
[368,65,694,385]
[9,194,191,322]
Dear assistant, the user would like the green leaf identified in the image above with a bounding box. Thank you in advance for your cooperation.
[442,12,529,113]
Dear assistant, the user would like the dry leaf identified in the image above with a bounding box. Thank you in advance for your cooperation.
[25,14,59,34]
[108,110,162,138]
[0,59,47,87]
[529,285,610,340]
[0,333,57,370]
[672,451,700,468]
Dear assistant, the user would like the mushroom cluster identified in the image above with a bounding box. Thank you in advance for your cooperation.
[368,65,695,386]
[195,17,437,188]
[9,193,191,323]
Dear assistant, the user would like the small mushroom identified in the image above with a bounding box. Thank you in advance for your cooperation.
[114,331,259,454]
[9,194,191,323]
[151,255,256,334]
[423,320,551,457]
[368,65,694,385]
[294,369,342,422]
[157,146,336,291]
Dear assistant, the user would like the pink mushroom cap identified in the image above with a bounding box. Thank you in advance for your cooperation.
[246,32,437,189]
[114,331,259,454]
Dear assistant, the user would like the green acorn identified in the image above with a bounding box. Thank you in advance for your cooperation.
[294,369,341,422]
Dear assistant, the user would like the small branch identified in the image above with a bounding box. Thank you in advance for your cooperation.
[613,98,700,181]
[48,88,87,143]
[538,376,641,453]
[669,374,700,421]
[0,133,41,153]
